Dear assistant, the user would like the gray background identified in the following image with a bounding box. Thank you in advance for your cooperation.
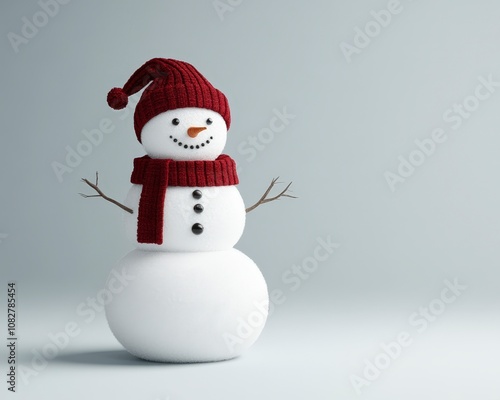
[1,0,500,399]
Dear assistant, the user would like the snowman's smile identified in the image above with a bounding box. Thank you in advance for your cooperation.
[169,135,213,150]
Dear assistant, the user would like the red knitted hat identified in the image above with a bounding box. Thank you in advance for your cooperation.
[107,58,231,142]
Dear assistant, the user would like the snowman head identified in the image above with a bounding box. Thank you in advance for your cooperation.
[107,58,231,160]
[141,107,227,160]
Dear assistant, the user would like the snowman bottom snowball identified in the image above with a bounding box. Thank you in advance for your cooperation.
[105,249,269,362]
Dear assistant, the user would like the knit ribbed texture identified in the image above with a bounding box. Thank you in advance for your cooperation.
[107,58,230,142]
[130,155,239,244]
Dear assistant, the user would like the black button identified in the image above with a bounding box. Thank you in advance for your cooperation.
[192,190,202,199]
[194,204,204,213]
[192,223,204,235]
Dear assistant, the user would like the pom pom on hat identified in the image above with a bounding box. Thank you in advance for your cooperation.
[107,87,128,110]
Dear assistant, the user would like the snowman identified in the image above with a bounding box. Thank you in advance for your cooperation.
[81,58,294,363]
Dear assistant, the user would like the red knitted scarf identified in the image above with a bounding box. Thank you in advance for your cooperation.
[130,154,239,245]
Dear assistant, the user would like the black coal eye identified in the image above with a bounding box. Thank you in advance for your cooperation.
[172,118,180,126]
[206,118,213,125]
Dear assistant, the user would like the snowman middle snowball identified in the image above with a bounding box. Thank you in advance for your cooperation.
[124,107,245,252]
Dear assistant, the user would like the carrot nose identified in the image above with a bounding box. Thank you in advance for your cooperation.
[187,126,207,138]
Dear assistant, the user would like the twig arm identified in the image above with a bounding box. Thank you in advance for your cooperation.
[80,172,133,214]
[245,177,297,213]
